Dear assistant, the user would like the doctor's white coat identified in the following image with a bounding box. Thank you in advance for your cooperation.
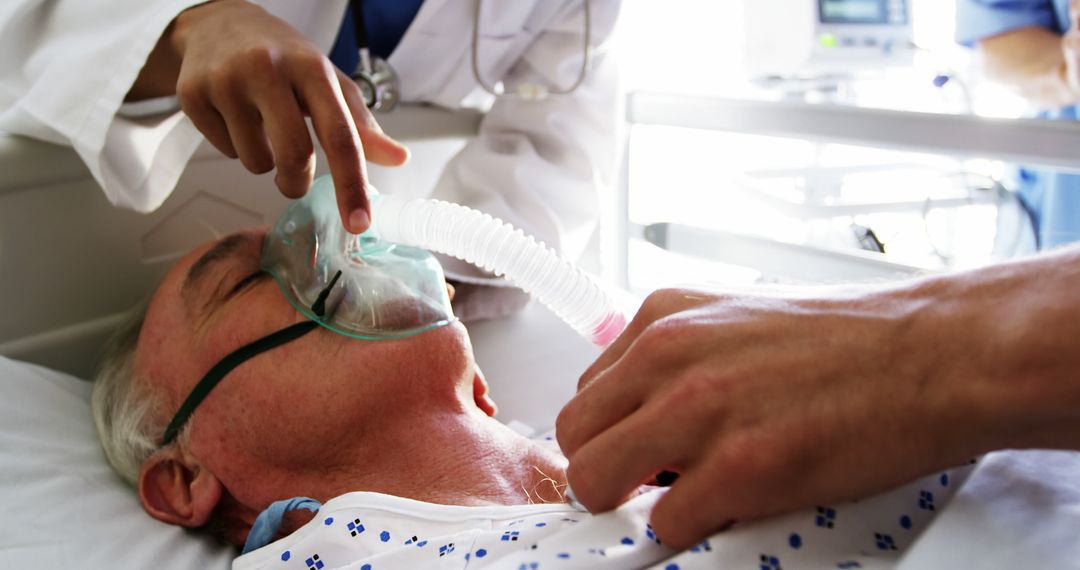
[0,0,620,312]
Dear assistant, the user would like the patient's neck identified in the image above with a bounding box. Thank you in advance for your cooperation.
[266,401,568,509]
[219,384,570,546]
[336,407,570,507]
[219,397,570,548]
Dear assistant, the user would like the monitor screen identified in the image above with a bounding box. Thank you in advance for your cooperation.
[820,0,907,25]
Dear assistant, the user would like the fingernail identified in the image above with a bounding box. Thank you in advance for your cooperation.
[349,209,370,234]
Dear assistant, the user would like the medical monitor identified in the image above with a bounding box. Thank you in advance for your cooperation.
[820,0,907,25]
[743,0,914,80]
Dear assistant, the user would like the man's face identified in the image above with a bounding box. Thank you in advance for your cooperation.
[134,229,479,508]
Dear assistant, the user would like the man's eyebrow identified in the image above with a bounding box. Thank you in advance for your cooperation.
[182,233,258,307]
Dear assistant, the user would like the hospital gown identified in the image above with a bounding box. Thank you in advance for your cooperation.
[233,465,975,570]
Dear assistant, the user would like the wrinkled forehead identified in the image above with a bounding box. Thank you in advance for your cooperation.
[145,229,265,323]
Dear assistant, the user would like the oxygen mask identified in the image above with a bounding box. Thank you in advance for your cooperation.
[261,183,456,340]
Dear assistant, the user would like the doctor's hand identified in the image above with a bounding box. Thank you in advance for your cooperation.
[556,286,987,549]
[131,0,409,233]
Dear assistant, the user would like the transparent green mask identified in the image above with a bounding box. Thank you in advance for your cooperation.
[261,178,456,340]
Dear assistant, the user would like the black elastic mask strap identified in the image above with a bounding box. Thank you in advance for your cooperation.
[160,320,319,446]
[160,270,342,446]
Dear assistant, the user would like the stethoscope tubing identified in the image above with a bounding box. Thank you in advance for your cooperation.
[349,0,592,108]
[470,0,592,99]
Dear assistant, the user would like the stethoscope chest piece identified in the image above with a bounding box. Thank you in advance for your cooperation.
[351,56,398,113]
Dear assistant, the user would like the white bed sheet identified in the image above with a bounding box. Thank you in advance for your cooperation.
[0,355,233,568]
[3,304,1080,569]
[897,449,1080,568]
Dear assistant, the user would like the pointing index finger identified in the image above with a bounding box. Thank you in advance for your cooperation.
[296,59,371,234]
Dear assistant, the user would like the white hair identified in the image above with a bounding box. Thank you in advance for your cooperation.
[90,301,188,486]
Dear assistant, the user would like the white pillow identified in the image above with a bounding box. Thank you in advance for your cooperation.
[0,355,233,569]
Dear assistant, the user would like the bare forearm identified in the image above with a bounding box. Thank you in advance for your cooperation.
[977,26,1077,109]
[905,245,1080,455]
[126,22,182,101]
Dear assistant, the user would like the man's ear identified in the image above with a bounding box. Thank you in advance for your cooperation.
[138,447,223,528]
[472,367,497,417]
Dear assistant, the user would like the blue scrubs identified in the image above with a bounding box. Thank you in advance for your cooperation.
[957,0,1080,249]
[328,0,425,74]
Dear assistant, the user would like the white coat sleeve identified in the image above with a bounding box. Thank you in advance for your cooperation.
[0,0,346,214]
[429,0,622,321]
[0,0,215,212]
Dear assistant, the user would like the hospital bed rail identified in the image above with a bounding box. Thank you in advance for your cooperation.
[611,92,1080,286]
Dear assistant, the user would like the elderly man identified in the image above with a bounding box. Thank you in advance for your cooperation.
[91,229,970,569]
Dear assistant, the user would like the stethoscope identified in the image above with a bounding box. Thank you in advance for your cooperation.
[349,0,592,112]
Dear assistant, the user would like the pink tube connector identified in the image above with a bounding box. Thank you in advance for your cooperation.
[590,311,627,348]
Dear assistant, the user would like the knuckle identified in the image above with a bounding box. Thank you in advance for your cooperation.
[670,367,725,401]
[650,498,705,550]
[643,287,727,315]
[646,286,694,305]
[242,153,274,174]
[709,434,782,493]
[576,370,599,393]
[238,44,280,76]
[246,161,274,175]
[301,49,333,72]
[296,50,331,72]
[660,375,711,410]
[554,407,580,452]
[637,288,692,326]
[175,78,206,110]
[324,120,359,153]
[276,178,308,199]
[646,287,681,302]
[276,139,315,171]
[276,178,309,199]
[663,373,735,436]
[564,457,604,509]
[206,64,239,91]
[205,67,243,105]
[564,455,586,487]
[287,49,333,82]
[636,317,685,352]
[738,445,778,481]
[640,289,674,314]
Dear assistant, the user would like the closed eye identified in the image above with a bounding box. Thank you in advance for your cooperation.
[227,270,271,299]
